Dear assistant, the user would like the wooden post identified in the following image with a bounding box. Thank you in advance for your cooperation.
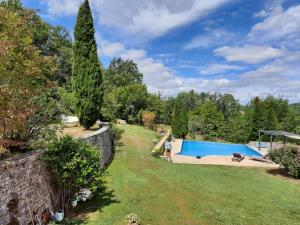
[258,131,261,151]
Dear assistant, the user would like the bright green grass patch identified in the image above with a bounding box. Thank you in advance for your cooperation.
[68,125,300,225]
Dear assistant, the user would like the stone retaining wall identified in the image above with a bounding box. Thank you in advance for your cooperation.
[0,126,113,225]
[0,151,61,225]
[81,126,114,168]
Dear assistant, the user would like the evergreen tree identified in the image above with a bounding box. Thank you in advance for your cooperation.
[171,104,181,138]
[180,108,189,138]
[171,104,188,138]
[250,97,265,139]
[264,109,279,130]
[72,0,103,129]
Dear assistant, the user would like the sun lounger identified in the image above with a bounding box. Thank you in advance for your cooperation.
[232,153,245,162]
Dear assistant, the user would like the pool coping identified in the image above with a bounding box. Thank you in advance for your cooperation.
[170,139,278,168]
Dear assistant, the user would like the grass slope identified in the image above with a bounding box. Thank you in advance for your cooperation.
[69,125,300,225]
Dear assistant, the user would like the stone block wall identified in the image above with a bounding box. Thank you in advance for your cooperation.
[0,151,61,225]
[81,126,114,168]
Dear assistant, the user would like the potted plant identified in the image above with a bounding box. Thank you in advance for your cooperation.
[125,213,140,225]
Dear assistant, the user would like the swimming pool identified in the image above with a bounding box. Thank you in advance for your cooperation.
[178,140,262,157]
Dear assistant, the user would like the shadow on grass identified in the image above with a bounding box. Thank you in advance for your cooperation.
[65,181,120,224]
[60,218,87,225]
[115,141,125,147]
[266,168,300,181]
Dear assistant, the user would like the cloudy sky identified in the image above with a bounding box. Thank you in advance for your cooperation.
[22,0,300,103]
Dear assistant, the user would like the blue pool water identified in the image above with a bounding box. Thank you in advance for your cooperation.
[178,140,262,157]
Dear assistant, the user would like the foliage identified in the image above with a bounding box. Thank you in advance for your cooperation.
[105,57,143,88]
[0,7,59,146]
[0,0,22,9]
[214,93,240,121]
[125,213,140,224]
[269,146,300,178]
[248,96,296,140]
[108,123,124,143]
[146,93,165,124]
[101,84,148,122]
[171,104,188,138]
[141,111,156,129]
[57,87,76,115]
[42,136,103,202]
[188,101,224,140]
[72,0,104,129]
[101,58,148,123]
[223,113,252,143]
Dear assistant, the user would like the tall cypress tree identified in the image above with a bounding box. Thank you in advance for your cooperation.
[72,0,103,129]
[171,104,188,138]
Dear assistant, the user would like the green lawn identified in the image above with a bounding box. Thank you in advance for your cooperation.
[68,125,300,225]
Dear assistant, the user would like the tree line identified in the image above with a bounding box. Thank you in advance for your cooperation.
[0,0,298,154]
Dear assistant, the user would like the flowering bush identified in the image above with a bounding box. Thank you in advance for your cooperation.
[269,146,300,178]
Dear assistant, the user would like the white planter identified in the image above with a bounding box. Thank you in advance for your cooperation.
[54,210,64,222]
[71,199,78,208]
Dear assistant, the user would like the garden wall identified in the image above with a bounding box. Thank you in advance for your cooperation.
[0,151,61,225]
[0,126,113,225]
[81,126,114,168]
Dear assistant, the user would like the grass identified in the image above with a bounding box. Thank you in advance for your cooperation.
[68,125,300,225]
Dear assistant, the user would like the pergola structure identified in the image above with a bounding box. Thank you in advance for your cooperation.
[258,130,300,151]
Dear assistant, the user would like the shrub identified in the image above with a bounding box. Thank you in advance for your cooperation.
[141,111,156,129]
[0,7,58,148]
[42,136,103,207]
[109,123,124,143]
[269,146,300,178]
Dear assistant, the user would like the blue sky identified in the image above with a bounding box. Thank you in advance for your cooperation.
[22,0,300,103]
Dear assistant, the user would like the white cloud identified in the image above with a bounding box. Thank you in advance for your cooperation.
[120,49,147,60]
[101,42,125,57]
[223,51,300,103]
[184,28,235,50]
[199,64,244,75]
[254,10,269,18]
[249,4,300,42]
[42,0,82,16]
[214,45,285,64]
[99,40,230,96]
[42,0,231,40]
[91,0,231,40]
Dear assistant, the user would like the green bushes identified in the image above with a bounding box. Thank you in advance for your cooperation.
[109,123,124,143]
[42,136,103,206]
[269,146,300,178]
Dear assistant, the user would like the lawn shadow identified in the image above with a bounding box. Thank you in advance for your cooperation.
[266,168,300,182]
[67,180,120,223]
[115,141,125,147]
[60,218,87,225]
